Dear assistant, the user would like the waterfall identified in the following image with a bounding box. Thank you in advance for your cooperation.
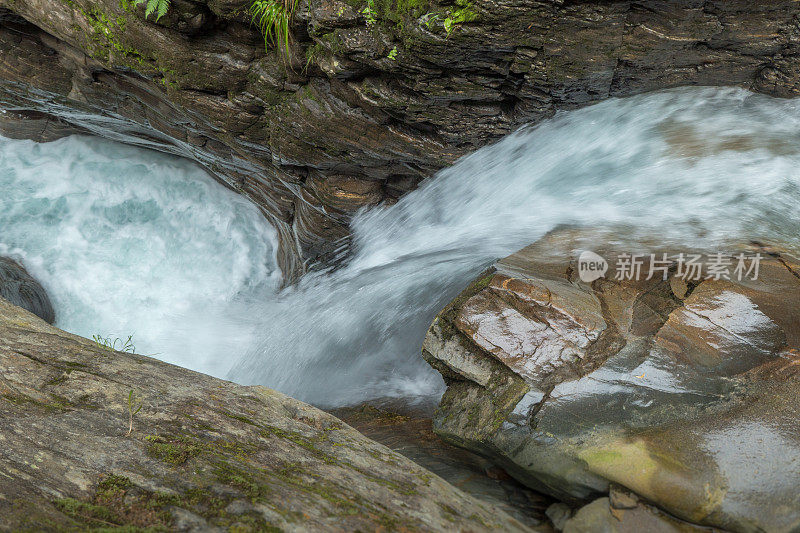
[3,86,800,406]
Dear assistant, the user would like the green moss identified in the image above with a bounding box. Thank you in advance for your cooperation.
[50,468,293,532]
[304,42,323,65]
[212,461,272,501]
[45,374,70,386]
[487,372,530,431]
[346,0,477,47]
[442,0,476,34]
[437,501,458,522]
[63,0,143,64]
[260,425,338,465]
[468,512,491,528]
[54,498,119,526]
[96,474,133,497]
[207,454,411,526]
[1,392,71,413]
[219,410,258,426]
[144,435,203,466]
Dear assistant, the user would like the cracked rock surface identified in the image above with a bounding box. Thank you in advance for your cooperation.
[2,1,800,276]
[423,229,800,532]
[0,296,529,532]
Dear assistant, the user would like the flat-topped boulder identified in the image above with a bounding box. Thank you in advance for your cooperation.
[423,230,800,532]
[0,296,529,531]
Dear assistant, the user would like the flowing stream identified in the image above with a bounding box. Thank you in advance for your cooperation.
[3,87,800,407]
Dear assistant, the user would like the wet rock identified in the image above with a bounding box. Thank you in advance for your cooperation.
[0,296,529,531]
[423,230,800,532]
[563,488,710,533]
[2,1,800,275]
[0,257,54,323]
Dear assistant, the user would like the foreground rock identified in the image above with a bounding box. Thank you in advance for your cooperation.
[423,230,800,532]
[0,297,529,531]
[332,403,554,529]
[2,1,800,275]
[0,257,54,324]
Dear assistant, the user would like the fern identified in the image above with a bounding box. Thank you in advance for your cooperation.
[135,0,171,21]
[249,0,298,60]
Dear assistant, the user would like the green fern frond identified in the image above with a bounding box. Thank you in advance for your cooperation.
[156,0,169,20]
[135,0,171,22]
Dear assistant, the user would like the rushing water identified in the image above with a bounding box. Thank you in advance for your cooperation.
[3,87,800,406]
[0,136,282,376]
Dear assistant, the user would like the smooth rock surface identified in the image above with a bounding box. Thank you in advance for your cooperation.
[3,1,800,275]
[423,230,800,532]
[0,296,529,531]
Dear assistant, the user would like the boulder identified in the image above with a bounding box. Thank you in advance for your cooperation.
[0,296,529,531]
[423,230,800,532]
[0,257,54,323]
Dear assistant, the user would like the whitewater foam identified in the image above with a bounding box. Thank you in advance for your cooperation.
[0,135,281,376]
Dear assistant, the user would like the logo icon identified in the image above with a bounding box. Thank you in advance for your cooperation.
[578,251,608,282]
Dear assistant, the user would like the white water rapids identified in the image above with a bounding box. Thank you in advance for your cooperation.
[2,87,800,406]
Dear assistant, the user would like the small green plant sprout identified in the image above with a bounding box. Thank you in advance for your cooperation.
[420,12,440,30]
[443,0,477,35]
[93,334,137,354]
[135,0,171,21]
[387,46,398,60]
[126,390,143,436]
[361,0,377,26]
[249,0,299,60]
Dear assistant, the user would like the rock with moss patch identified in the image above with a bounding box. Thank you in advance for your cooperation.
[423,229,800,532]
[0,295,529,531]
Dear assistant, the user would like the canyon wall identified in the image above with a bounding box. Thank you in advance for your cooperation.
[1,0,799,278]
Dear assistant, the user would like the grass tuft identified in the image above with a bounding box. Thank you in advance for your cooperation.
[93,334,137,354]
[249,0,299,61]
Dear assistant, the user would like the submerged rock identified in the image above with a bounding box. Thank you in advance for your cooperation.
[0,257,54,323]
[423,230,800,532]
[0,297,528,531]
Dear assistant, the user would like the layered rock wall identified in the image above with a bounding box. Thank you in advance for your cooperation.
[2,0,800,277]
